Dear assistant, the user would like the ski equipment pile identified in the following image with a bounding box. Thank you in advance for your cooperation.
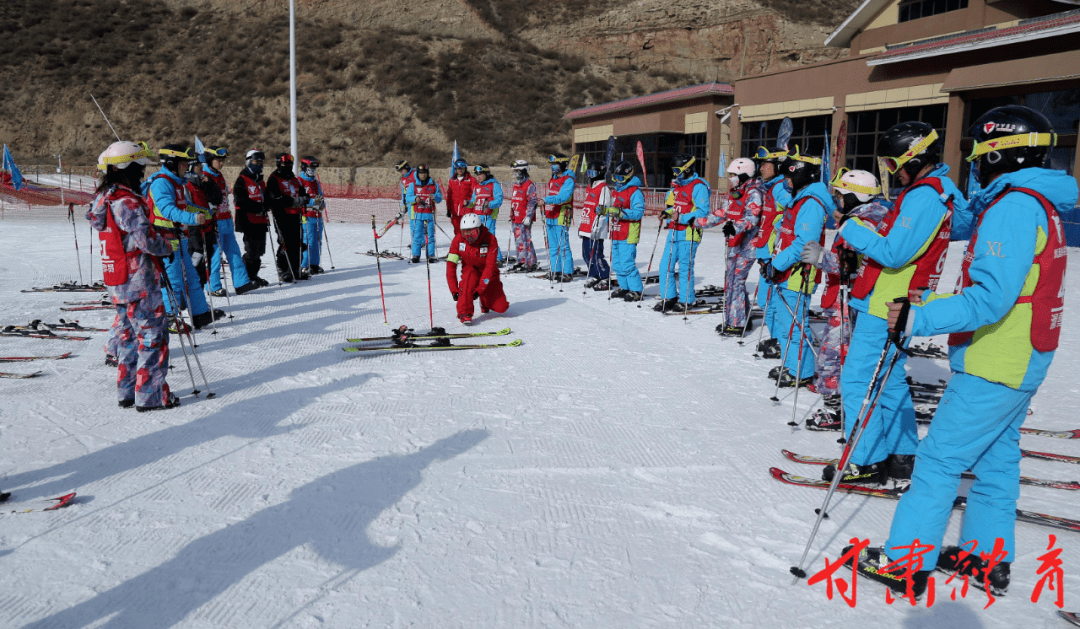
[0,327,90,341]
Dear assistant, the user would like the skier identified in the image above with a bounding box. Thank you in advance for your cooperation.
[182,159,223,300]
[233,150,272,287]
[542,153,575,281]
[850,105,1076,599]
[508,159,539,272]
[297,156,326,275]
[404,164,443,263]
[446,213,510,325]
[765,147,831,387]
[655,154,710,311]
[751,146,791,357]
[203,146,257,295]
[467,164,503,264]
[800,169,889,431]
[603,161,646,300]
[717,158,764,336]
[577,160,611,288]
[144,145,216,329]
[396,159,416,248]
[445,159,475,236]
[88,140,178,411]
[265,153,308,281]
[823,122,966,485]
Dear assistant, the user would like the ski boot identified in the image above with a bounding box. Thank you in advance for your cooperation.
[428,256,439,264]
[822,460,886,485]
[459,315,472,325]
[652,297,679,313]
[756,338,781,358]
[211,289,227,297]
[610,289,630,299]
[584,277,601,289]
[592,279,611,291]
[768,365,783,380]
[556,273,573,283]
[192,311,215,330]
[778,371,815,388]
[719,325,745,337]
[235,282,258,295]
[119,398,135,409]
[623,291,644,302]
[805,396,843,432]
[885,454,915,490]
[411,256,420,264]
[136,392,182,413]
[937,546,1010,596]
[311,265,325,274]
[299,267,311,280]
[105,354,119,368]
[844,545,930,600]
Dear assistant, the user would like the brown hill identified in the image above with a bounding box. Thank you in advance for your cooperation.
[0,0,857,169]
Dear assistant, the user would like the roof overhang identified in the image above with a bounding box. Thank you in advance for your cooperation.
[564,82,734,121]
[941,49,1080,91]
[824,0,894,48]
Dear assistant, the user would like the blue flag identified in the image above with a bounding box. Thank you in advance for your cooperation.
[966,162,980,201]
[194,136,206,163]
[450,140,459,180]
[821,134,830,184]
[604,136,616,171]
[717,148,727,179]
[3,144,24,191]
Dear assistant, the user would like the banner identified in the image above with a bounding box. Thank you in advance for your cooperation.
[3,144,24,191]
[635,141,647,185]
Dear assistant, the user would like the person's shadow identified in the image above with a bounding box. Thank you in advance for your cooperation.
[22,428,488,629]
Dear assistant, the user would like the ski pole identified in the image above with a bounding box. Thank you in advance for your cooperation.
[68,204,84,284]
[156,258,199,397]
[770,271,805,403]
[425,230,434,329]
[544,216,556,289]
[837,285,850,444]
[682,228,699,322]
[321,211,335,270]
[215,231,235,316]
[660,225,676,310]
[637,211,666,303]
[88,219,94,286]
[269,212,296,283]
[772,285,820,361]
[176,238,215,340]
[371,215,388,324]
[170,258,215,399]
[790,319,908,583]
[265,215,282,286]
[200,236,221,335]
[752,279,774,357]
[788,268,812,428]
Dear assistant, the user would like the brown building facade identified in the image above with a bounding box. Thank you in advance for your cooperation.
[730,0,1080,193]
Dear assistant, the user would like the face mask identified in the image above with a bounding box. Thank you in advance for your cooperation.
[550,166,561,176]
[464,229,480,244]
[249,162,263,174]
[303,167,316,177]
[728,175,740,190]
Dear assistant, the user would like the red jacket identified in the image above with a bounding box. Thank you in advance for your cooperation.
[446,227,500,294]
[446,175,478,218]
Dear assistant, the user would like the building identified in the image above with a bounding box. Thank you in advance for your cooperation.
[731,0,1080,195]
[565,82,736,190]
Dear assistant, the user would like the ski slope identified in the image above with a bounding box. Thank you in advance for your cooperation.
[0,213,1077,628]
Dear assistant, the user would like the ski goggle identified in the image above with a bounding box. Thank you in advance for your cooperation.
[880,129,939,174]
[159,147,194,160]
[547,155,569,166]
[671,156,696,177]
[830,167,880,197]
[473,166,490,176]
[611,171,633,185]
[586,169,599,179]
[754,146,788,161]
[454,160,468,169]
[204,147,228,159]
[787,145,822,166]
[98,142,154,170]
[246,151,265,163]
[967,131,1056,163]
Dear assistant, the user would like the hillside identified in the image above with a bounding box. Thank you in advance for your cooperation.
[0,0,858,169]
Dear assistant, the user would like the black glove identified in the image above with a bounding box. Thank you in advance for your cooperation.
[722,221,736,238]
[446,209,452,219]
[472,291,480,300]
[300,243,308,252]
[889,297,911,347]
[452,291,460,301]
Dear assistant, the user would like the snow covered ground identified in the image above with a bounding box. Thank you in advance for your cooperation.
[0,213,1077,628]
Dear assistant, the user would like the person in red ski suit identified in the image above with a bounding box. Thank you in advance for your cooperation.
[445,159,476,236]
[446,214,509,324]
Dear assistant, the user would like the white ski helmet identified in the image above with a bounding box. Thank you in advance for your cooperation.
[831,168,880,203]
[461,213,482,230]
[511,159,529,171]
[97,141,154,172]
[726,158,756,178]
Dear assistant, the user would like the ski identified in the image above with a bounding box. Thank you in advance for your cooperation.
[60,305,114,311]
[529,269,588,280]
[0,371,43,379]
[22,282,105,293]
[345,339,522,353]
[8,320,108,333]
[781,450,1080,491]
[5,492,77,514]
[769,468,1080,534]
[664,305,725,316]
[1020,428,1080,440]
[1059,611,1080,628]
[0,352,73,362]
[0,328,90,341]
[346,326,512,343]
[362,249,405,260]
[1022,449,1080,465]
[63,299,111,306]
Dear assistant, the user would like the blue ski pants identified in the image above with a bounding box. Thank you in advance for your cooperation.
[301,217,322,268]
[581,237,610,280]
[658,232,698,304]
[162,237,209,317]
[210,219,251,292]
[546,221,572,275]
[886,372,1033,567]
[770,286,816,379]
[840,312,918,466]
[411,214,436,258]
[611,240,642,292]
[758,277,778,341]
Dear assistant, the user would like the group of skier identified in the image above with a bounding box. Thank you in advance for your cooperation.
[89,141,330,412]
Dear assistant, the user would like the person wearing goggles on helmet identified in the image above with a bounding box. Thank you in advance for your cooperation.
[233,149,272,287]
[749,146,791,357]
[395,159,417,247]
[266,153,309,281]
[202,146,257,296]
[508,160,539,272]
[823,121,968,489]
[297,156,327,275]
[182,158,227,322]
[446,159,476,236]
[404,164,444,263]
[603,160,646,300]
[846,106,1077,600]
[88,140,178,411]
[143,145,218,330]
[466,164,504,265]
[446,213,510,325]
[799,169,890,432]
[654,154,710,311]
[577,160,611,288]
[541,154,576,281]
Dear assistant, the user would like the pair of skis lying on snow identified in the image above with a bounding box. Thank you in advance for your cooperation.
[344,326,522,353]
[0,491,77,514]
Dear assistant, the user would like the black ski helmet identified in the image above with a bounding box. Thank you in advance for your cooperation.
[671,154,696,181]
[300,155,320,170]
[779,145,821,193]
[610,161,634,186]
[275,153,294,171]
[586,160,606,183]
[968,105,1056,188]
[415,164,430,181]
[395,159,410,172]
[877,121,942,181]
[158,144,193,175]
[548,153,569,174]
[204,145,228,163]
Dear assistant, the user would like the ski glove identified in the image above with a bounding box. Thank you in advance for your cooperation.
[801,241,825,268]
[523,217,532,227]
[452,291,460,301]
[722,221,737,238]
[446,209,452,219]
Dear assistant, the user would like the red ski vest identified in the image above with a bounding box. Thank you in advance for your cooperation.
[472,180,496,216]
[510,180,533,223]
[239,173,268,225]
[204,168,232,220]
[412,179,438,215]
[184,181,214,235]
[667,179,705,231]
[299,177,322,218]
[851,177,954,300]
[99,189,148,286]
[545,174,574,221]
[949,187,1066,352]
[578,182,605,236]
[447,175,477,218]
[400,171,416,202]
[752,180,782,249]
[609,185,641,242]
[724,179,762,248]
[272,176,303,215]
[775,195,825,284]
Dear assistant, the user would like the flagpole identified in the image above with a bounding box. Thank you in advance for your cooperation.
[289,0,298,174]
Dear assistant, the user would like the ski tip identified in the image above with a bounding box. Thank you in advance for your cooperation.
[509,339,523,347]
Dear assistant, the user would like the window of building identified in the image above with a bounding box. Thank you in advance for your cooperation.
[740,115,832,161]
[898,0,968,23]
[845,104,948,175]
[683,132,708,175]
[575,140,608,170]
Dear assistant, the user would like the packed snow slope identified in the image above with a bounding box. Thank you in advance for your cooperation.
[0,212,1077,628]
